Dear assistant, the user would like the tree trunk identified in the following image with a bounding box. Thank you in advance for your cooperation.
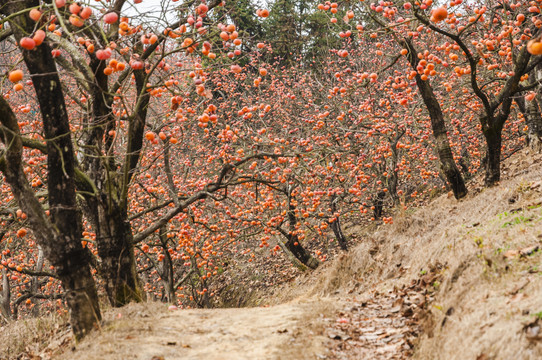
[159,226,175,303]
[330,195,348,251]
[0,266,10,322]
[525,100,542,150]
[373,191,386,219]
[415,79,468,199]
[94,205,144,307]
[515,85,542,151]
[403,39,467,199]
[524,97,542,150]
[78,57,144,307]
[278,186,320,269]
[0,1,102,338]
[483,127,502,186]
[31,246,44,317]
[388,130,404,204]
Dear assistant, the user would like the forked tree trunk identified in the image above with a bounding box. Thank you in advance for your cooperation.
[79,57,145,307]
[0,92,101,341]
[278,186,320,269]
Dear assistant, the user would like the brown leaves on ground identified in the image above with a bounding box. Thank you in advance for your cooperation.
[326,266,442,360]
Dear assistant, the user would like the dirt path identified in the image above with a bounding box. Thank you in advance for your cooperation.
[52,299,334,360]
[38,291,421,360]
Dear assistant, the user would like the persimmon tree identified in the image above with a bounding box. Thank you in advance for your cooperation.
[0,0,101,338]
[0,0,284,335]
[324,0,542,187]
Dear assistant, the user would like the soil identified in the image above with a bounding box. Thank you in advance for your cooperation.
[53,299,332,360]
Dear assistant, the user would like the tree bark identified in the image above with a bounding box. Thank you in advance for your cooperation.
[330,195,348,251]
[373,191,386,219]
[95,206,144,306]
[31,246,44,317]
[516,85,542,151]
[0,91,100,341]
[0,266,10,322]
[159,226,175,303]
[79,58,144,307]
[0,0,101,339]
[525,97,542,150]
[482,126,503,186]
[403,39,468,199]
[278,186,320,269]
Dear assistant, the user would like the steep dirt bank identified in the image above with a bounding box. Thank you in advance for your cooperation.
[316,148,542,359]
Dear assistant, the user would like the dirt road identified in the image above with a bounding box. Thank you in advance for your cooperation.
[55,299,333,360]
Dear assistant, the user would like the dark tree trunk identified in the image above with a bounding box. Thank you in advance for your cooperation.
[159,227,175,303]
[79,58,144,307]
[373,191,386,219]
[403,39,467,200]
[278,186,319,269]
[330,195,348,251]
[96,207,144,306]
[0,93,101,341]
[0,1,101,339]
[414,78,468,199]
[483,127,503,186]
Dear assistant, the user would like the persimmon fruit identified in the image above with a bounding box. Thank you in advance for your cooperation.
[29,8,42,21]
[8,70,24,83]
[527,39,542,55]
[431,7,448,22]
[19,37,36,50]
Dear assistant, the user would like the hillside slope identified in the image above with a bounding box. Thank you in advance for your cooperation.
[317,148,542,359]
[3,148,542,360]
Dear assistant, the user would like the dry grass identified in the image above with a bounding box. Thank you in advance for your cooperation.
[314,148,542,359]
[0,312,69,359]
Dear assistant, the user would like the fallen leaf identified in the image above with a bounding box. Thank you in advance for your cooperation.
[503,250,519,259]
[520,246,539,257]
[525,322,542,341]
[507,278,530,295]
